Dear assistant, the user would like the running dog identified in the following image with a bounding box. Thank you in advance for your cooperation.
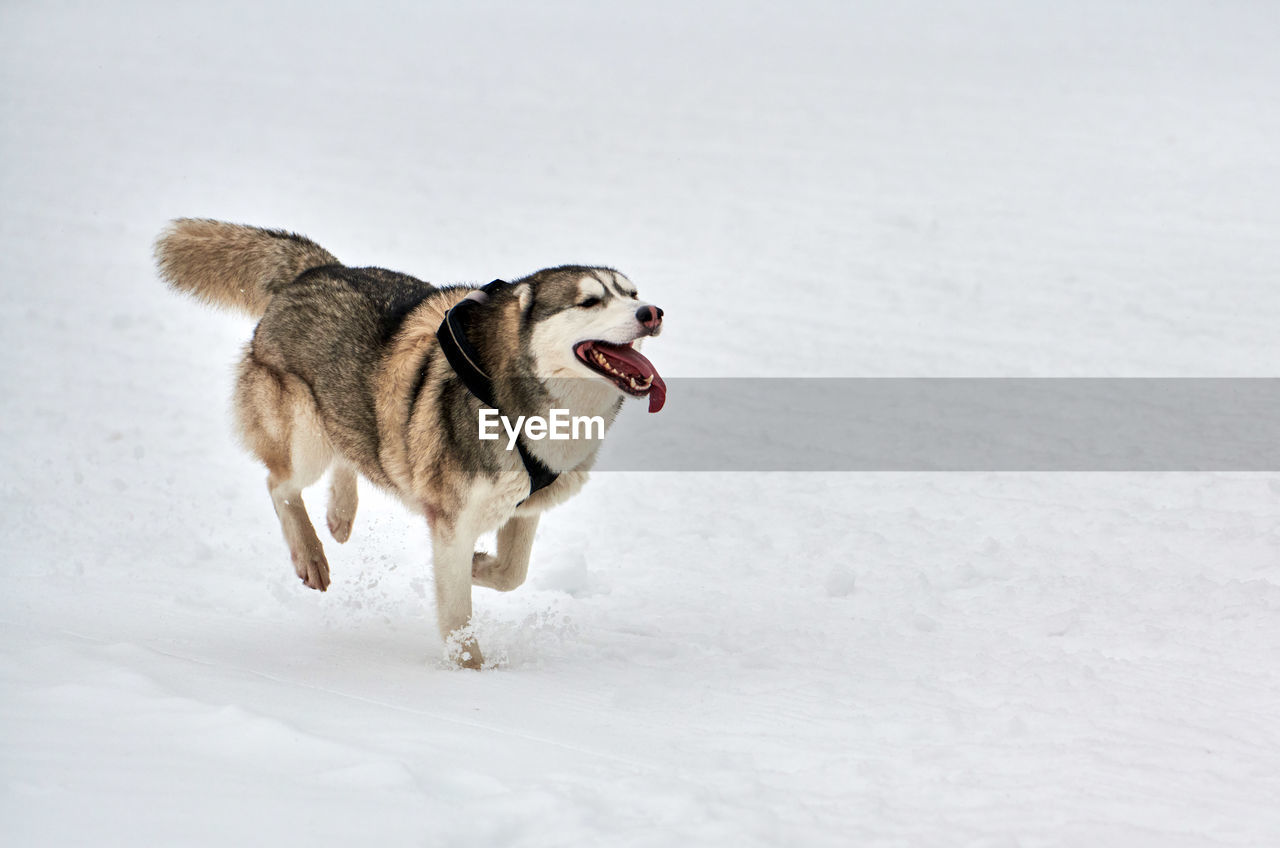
[155,219,665,668]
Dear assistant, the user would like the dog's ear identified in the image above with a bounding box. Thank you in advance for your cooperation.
[512,282,533,322]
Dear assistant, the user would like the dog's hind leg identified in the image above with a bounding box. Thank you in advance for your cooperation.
[326,461,358,543]
[235,352,334,591]
[472,514,540,592]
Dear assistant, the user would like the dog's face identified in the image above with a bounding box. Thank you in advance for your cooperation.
[520,267,667,413]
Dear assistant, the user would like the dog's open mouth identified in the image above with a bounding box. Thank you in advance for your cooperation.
[573,340,667,413]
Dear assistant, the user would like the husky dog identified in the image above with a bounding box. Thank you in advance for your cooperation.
[154,219,665,668]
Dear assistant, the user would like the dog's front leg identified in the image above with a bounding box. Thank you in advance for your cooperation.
[472,514,540,591]
[430,522,485,669]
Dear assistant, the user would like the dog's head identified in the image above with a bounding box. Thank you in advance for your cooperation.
[500,266,667,413]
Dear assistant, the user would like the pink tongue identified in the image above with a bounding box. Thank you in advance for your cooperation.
[597,343,667,413]
[646,374,667,413]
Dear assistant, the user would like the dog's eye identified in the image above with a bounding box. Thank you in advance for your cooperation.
[578,296,603,308]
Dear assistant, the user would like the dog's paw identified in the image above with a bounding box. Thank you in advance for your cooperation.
[471,551,498,580]
[327,512,353,544]
[471,551,527,592]
[444,629,485,670]
[291,546,331,592]
[456,648,484,670]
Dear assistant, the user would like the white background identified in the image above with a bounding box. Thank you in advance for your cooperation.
[2,1,1278,845]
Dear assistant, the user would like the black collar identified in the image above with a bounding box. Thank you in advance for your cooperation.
[435,280,560,499]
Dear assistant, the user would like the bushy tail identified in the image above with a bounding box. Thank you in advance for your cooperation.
[154,218,340,317]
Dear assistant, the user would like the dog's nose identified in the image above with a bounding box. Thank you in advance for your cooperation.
[636,305,663,330]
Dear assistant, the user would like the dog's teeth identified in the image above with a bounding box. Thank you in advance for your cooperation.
[590,347,646,387]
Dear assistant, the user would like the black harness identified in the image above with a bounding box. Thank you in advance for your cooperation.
[434,280,560,499]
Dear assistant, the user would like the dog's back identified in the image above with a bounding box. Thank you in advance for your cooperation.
[252,264,441,485]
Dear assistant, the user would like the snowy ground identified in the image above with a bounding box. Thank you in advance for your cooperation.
[3,1,1279,845]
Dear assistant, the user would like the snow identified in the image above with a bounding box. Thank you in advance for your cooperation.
[2,0,1279,845]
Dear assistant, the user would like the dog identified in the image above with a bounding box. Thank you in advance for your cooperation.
[154,219,665,668]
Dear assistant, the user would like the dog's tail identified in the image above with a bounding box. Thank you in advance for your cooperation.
[154,218,340,318]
